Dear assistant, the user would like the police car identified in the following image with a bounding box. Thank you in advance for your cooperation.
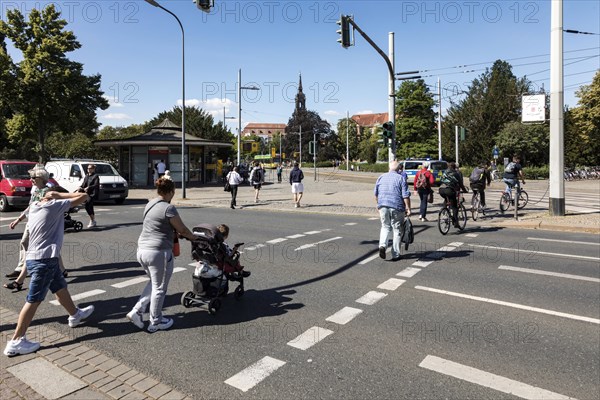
[401,158,448,185]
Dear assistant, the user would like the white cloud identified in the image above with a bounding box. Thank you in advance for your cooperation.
[323,110,342,116]
[355,110,375,115]
[102,95,124,108]
[102,113,133,120]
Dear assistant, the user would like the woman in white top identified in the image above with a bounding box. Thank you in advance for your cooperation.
[227,167,243,209]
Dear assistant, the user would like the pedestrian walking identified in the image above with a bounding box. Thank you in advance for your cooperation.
[78,164,99,228]
[289,162,304,208]
[156,160,167,178]
[276,163,283,183]
[249,162,264,203]
[4,189,94,357]
[226,166,243,209]
[374,160,411,261]
[413,162,435,221]
[126,178,196,332]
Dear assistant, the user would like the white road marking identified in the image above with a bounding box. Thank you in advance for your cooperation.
[266,238,287,244]
[359,253,383,265]
[397,267,421,278]
[245,243,266,251]
[131,206,145,209]
[0,216,16,221]
[94,208,112,212]
[344,222,357,226]
[437,246,456,252]
[527,237,600,246]
[303,230,322,235]
[498,265,600,283]
[111,276,149,288]
[325,307,363,325]
[368,217,379,220]
[412,260,433,268]
[173,267,187,273]
[377,278,406,291]
[50,289,105,305]
[419,355,576,400]
[287,326,334,350]
[415,286,600,324]
[468,244,600,262]
[224,356,286,392]
[294,237,342,251]
[356,291,388,305]
[447,242,464,247]
[465,233,479,237]
[286,234,305,239]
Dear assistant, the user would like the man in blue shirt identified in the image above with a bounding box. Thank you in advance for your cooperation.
[374,161,412,261]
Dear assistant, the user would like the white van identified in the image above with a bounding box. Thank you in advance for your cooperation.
[401,159,448,185]
[45,159,129,204]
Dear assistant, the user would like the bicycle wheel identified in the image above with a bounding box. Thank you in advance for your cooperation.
[457,204,467,231]
[499,193,510,213]
[517,190,528,210]
[471,194,480,221]
[438,207,451,235]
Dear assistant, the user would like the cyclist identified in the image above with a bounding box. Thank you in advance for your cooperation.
[438,162,468,228]
[470,161,491,209]
[503,155,525,201]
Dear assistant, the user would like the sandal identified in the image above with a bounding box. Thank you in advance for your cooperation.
[3,281,23,291]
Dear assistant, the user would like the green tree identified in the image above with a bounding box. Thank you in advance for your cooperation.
[1,5,109,162]
[336,117,359,161]
[395,79,437,160]
[569,70,600,166]
[358,129,379,164]
[443,60,532,165]
[284,109,331,163]
[495,122,549,166]
[0,32,17,159]
[147,106,234,142]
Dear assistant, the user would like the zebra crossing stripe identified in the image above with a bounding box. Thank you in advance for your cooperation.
[287,326,334,350]
[224,356,286,392]
[50,290,105,305]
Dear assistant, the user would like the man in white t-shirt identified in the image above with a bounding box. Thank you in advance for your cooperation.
[156,160,167,178]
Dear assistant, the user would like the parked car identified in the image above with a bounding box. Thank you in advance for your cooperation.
[0,160,37,212]
[401,159,448,185]
[45,159,129,204]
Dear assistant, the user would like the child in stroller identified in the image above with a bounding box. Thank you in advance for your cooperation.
[181,224,251,314]
[64,206,83,231]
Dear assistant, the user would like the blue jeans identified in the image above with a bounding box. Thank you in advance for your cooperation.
[26,258,67,303]
[417,188,431,218]
[503,178,518,197]
[378,207,404,259]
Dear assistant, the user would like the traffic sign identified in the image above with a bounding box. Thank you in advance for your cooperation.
[493,146,499,159]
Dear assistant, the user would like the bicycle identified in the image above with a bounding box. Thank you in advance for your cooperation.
[470,187,486,221]
[438,190,468,235]
[499,181,528,213]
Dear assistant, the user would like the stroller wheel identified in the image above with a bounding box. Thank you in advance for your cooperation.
[74,221,83,232]
[234,285,244,300]
[181,291,196,308]
[208,298,221,315]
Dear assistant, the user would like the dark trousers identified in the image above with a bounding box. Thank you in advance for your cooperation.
[471,184,486,207]
[439,187,458,224]
[417,188,430,218]
[230,185,238,206]
[84,198,95,217]
[277,173,282,183]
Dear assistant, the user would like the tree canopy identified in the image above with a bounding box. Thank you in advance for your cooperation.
[284,109,331,163]
[567,70,600,166]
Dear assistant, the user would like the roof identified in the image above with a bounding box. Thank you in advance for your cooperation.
[351,113,389,127]
[94,118,233,148]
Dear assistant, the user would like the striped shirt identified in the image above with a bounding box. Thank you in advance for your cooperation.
[374,171,411,211]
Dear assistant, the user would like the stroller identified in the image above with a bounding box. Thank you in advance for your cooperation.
[181,224,248,314]
[64,206,83,232]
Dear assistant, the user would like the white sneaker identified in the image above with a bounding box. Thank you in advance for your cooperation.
[87,221,97,228]
[147,317,173,333]
[126,309,144,330]
[4,336,40,357]
[68,305,95,327]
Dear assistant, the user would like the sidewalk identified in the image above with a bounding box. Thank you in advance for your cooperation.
[2,170,598,400]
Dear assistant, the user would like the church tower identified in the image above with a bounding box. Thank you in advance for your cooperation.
[294,73,306,113]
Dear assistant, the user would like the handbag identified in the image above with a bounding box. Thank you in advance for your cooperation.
[224,182,231,192]
[173,233,181,257]
[428,191,434,203]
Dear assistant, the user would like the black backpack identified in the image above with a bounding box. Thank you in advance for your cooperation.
[469,167,485,184]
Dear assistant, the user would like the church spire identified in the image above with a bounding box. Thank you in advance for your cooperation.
[295,73,306,113]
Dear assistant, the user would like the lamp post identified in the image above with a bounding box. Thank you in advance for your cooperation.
[223,106,235,129]
[144,0,187,198]
[237,68,260,166]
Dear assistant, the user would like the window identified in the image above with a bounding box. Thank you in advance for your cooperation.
[70,165,82,177]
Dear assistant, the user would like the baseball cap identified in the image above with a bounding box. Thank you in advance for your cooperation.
[29,164,50,181]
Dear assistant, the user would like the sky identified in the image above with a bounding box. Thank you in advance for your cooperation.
[2,0,599,132]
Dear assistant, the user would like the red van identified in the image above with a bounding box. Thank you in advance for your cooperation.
[0,160,37,212]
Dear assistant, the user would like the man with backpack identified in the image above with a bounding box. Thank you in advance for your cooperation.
[438,162,468,228]
[413,162,435,221]
[503,155,525,199]
[249,162,264,203]
[469,161,491,208]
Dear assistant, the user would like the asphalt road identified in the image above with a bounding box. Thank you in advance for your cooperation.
[1,202,598,399]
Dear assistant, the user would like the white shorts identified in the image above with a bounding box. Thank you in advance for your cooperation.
[291,182,304,194]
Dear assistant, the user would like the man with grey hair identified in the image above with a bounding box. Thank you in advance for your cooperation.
[374,160,411,261]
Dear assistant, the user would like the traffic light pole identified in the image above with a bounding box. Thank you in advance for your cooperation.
[345,19,396,161]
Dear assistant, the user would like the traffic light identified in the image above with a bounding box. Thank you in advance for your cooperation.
[377,130,389,148]
[309,141,316,155]
[382,121,394,139]
[336,15,352,48]
[460,127,466,141]
[194,0,214,13]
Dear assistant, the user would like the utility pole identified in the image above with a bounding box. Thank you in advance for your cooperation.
[299,125,302,167]
[455,126,459,166]
[388,32,396,162]
[346,111,349,171]
[438,77,442,160]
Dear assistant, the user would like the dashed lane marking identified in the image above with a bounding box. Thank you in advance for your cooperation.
[344,222,357,226]
[377,278,406,291]
[266,238,287,244]
[498,265,600,283]
[368,217,379,220]
[287,326,334,350]
[468,244,600,262]
[415,286,600,324]
[224,356,286,392]
[286,234,305,239]
[245,243,266,251]
[465,233,479,237]
[50,289,105,305]
[447,242,464,247]
[325,307,363,325]
[397,267,421,278]
[112,276,149,288]
[355,291,388,305]
[412,260,434,268]
[527,237,600,246]
[437,246,456,252]
[303,230,322,235]
[294,237,342,251]
[419,355,576,400]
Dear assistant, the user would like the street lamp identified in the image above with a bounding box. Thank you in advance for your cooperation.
[237,68,260,165]
[144,0,187,198]
[223,106,235,129]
